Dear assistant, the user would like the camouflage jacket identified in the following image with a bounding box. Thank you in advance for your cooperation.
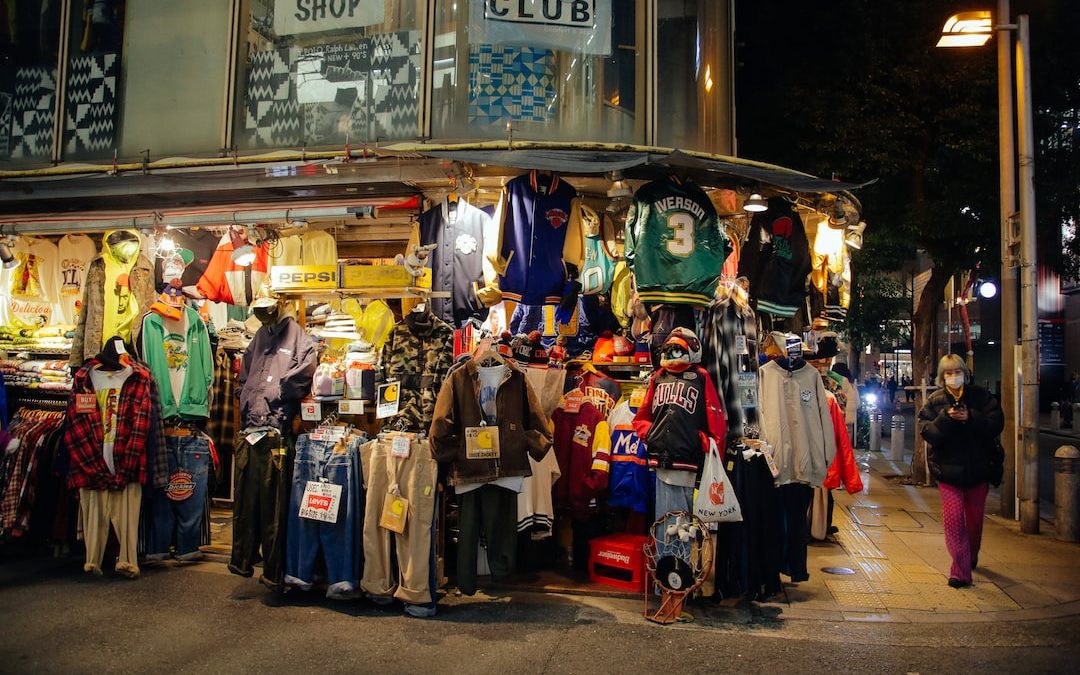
[382,311,454,432]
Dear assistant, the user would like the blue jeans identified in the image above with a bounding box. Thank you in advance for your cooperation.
[147,435,210,560]
[653,475,695,560]
[285,435,363,598]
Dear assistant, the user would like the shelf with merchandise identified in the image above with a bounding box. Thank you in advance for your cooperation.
[272,287,451,302]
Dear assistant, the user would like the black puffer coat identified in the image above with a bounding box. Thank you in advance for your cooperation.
[918,384,1005,487]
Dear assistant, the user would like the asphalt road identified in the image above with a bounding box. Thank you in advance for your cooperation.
[0,558,1077,675]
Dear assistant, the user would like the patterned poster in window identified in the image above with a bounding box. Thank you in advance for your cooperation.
[468,46,555,126]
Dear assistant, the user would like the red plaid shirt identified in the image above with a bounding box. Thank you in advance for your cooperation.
[65,360,156,491]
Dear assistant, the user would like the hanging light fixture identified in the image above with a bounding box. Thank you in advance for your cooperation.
[828,200,849,228]
[0,238,19,269]
[230,226,256,267]
[606,170,632,198]
[743,193,768,213]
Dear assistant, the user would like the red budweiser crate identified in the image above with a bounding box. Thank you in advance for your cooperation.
[588,533,647,592]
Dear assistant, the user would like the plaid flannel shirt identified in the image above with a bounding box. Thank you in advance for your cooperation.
[64,359,156,491]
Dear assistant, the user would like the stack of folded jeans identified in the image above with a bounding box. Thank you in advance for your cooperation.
[285,432,365,599]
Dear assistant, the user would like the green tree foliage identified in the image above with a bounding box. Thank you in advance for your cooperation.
[844,272,911,380]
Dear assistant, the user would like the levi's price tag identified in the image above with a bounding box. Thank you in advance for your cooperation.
[736,372,758,409]
[376,381,401,419]
[301,400,322,421]
[379,493,409,534]
[562,389,584,414]
[299,481,342,523]
[734,335,748,355]
[75,393,96,414]
[465,425,501,460]
[391,435,411,458]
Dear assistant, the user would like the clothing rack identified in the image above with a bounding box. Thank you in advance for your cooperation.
[9,396,68,411]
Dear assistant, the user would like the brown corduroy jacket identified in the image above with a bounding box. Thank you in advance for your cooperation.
[429,359,551,486]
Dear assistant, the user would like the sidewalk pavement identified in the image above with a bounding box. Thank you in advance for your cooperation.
[754,450,1080,624]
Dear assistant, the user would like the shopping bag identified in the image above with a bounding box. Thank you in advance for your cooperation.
[694,439,743,523]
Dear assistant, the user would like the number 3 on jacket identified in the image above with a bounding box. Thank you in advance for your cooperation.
[665,213,695,257]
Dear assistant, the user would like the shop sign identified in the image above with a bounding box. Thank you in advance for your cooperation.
[271,265,339,290]
[469,0,612,56]
[341,265,432,289]
[274,0,385,37]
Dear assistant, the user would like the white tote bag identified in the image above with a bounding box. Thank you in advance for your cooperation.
[694,439,743,523]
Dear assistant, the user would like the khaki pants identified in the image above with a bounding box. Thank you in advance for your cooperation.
[361,438,437,605]
[79,483,142,577]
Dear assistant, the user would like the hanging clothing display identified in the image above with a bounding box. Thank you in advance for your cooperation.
[0,409,66,538]
[70,231,157,367]
[146,430,212,561]
[0,236,63,330]
[738,198,811,319]
[757,358,836,488]
[196,231,270,306]
[141,305,214,420]
[382,311,454,432]
[490,170,580,305]
[624,175,730,306]
[238,314,317,431]
[57,233,98,326]
[229,429,293,589]
[286,431,365,599]
[632,365,727,474]
[361,435,438,606]
[268,230,339,268]
[702,287,761,440]
[551,393,610,520]
[607,399,650,514]
[412,198,495,327]
[578,205,615,296]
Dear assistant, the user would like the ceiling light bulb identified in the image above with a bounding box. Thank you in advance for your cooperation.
[0,241,18,269]
[230,228,256,267]
[743,194,768,213]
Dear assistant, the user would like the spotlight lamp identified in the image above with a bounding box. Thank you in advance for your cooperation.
[845,221,867,250]
[743,193,768,213]
[0,238,19,269]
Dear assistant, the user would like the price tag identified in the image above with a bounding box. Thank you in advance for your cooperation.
[75,393,96,414]
[465,425,501,460]
[785,335,803,360]
[245,431,267,445]
[301,400,322,421]
[376,381,400,419]
[338,399,365,415]
[379,493,409,533]
[562,389,584,414]
[736,372,758,409]
[763,446,781,479]
[629,387,646,410]
[734,334,749,355]
[391,435,412,458]
[298,481,342,523]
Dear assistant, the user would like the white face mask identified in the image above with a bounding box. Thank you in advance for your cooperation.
[944,374,965,389]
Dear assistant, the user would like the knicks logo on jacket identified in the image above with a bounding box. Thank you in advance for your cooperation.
[546,208,568,228]
[652,380,700,414]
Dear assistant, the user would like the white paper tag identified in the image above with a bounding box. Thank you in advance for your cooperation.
[298,481,342,523]
[245,431,267,445]
[301,400,322,421]
[763,447,780,479]
[338,399,365,415]
[391,435,412,458]
[734,334,748,355]
[266,375,273,383]
[376,381,401,419]
[736,372,758,409]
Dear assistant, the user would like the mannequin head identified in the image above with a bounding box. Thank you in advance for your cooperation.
[252,300,281,326]
[659,337,691,372]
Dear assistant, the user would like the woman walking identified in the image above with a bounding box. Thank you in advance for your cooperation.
[918,354,1005,588]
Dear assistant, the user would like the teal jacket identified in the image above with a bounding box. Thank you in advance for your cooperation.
[141,306,213,419]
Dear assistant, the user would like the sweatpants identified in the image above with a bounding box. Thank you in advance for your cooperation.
[230,431,293,590]
[457,484,519,594]
[79,483,142,577]
[361,438,438,605]
[778,483,812,582]
[939,481,989,583]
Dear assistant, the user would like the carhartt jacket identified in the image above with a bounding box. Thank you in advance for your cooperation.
[238,315,317,430]
[429,359,552,486]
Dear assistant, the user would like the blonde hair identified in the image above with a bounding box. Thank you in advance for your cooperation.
[935,353,970,388]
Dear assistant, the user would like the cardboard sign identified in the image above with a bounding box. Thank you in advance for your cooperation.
[736,372,758,409]
[734,334,749,355]
[299,481,343,523]
[270,265,339,290]
[379,493,409,533]
[562,389,584,414]
[629,387,645,410]
[75,393,96,414]
[465,426,501,460]
[376,381,400,419]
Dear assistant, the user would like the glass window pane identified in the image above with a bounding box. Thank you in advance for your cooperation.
[235,0,423,150]
[0,0,62,164]
[431,0,644,144]
[655,0,733,154]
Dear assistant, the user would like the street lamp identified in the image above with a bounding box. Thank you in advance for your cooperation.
[938,1,1039,534]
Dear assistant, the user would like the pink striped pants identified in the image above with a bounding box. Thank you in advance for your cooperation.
[938,481,989,584]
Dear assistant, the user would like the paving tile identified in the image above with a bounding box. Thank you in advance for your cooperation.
[880,593,936,611]
[966,585,1022,610]
[825,579,878,595]
[902,571,949,585]
[842,611,905,622]
[829,591,886,609]
[1034,582,1080,604]
[1000,583,1058,609]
